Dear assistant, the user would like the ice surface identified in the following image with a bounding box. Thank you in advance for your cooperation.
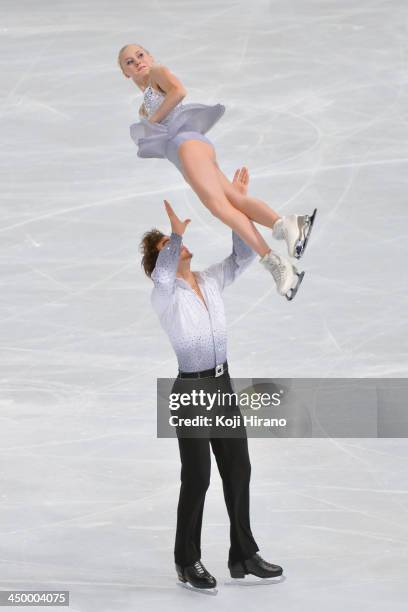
[1,0,408,610]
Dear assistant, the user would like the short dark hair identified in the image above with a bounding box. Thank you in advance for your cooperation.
[139,228,165,278]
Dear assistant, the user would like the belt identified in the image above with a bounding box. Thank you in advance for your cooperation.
[178,360,228,379]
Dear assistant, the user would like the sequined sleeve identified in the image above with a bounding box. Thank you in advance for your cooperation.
[202,231,257,291]
[150,232,182,315]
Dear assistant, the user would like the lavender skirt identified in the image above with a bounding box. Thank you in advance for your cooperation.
[129,103,225,174]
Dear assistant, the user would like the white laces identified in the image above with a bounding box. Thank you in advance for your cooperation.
[193,561,205,575]
[269,255,285,283]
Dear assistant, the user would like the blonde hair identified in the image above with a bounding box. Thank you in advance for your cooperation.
[117,44,151,75]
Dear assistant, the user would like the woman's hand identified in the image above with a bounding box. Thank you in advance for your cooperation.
[164,200,191,236]
[138,103,148,118]
[232,167,250,196]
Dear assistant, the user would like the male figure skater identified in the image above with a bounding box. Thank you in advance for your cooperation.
[141,168,283,589]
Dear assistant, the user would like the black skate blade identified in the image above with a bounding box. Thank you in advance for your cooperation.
[286,271,305,301]
[224,574,286,587]
[177,581,218,596]
[294,208,318,259]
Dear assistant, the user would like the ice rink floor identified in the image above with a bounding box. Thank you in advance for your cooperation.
[1,0,408,610]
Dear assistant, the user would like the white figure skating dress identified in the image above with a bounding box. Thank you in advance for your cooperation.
[130,84,225,175]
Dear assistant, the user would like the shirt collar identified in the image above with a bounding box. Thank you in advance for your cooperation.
[176,272,204,289]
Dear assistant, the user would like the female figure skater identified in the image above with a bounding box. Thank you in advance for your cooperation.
[118,44,317,301]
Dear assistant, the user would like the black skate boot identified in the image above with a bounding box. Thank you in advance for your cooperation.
[228,553,283,579]
[176,560,217,590]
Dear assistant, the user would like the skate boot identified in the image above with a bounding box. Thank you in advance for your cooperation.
[272,208,317,259]
[229,553,283,579]
[260,251,305,301]
[175,560,217,590]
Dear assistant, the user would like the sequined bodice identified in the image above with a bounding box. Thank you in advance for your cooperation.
[143,85,183,121]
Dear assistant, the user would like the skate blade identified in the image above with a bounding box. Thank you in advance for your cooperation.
[225,574,286,587]
[177,580,218,596]
[294,208,317,259]
[285,271,305,301]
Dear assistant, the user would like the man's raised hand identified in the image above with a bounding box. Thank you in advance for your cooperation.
[232,166,250,196]
[164,200,191,236]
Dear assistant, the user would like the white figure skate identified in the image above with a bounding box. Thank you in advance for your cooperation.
[272,208,317,259]
[260,251,305,301]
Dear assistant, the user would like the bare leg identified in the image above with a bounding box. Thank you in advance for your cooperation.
[214,164,279,228]
[215,165,317,260]
[178,141,270,257]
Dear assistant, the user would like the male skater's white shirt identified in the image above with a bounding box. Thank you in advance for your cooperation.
[151,232,256,373]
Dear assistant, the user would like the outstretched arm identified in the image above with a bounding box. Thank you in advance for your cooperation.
[151,201,191,315]
[151,232,182,314]
[202,231,257,291]
[148,65,187,124]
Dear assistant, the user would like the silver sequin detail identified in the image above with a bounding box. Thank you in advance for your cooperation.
[150,232,256,373]
[143,85,183,122]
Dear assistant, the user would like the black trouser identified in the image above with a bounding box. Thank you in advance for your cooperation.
[171,371,259,566]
